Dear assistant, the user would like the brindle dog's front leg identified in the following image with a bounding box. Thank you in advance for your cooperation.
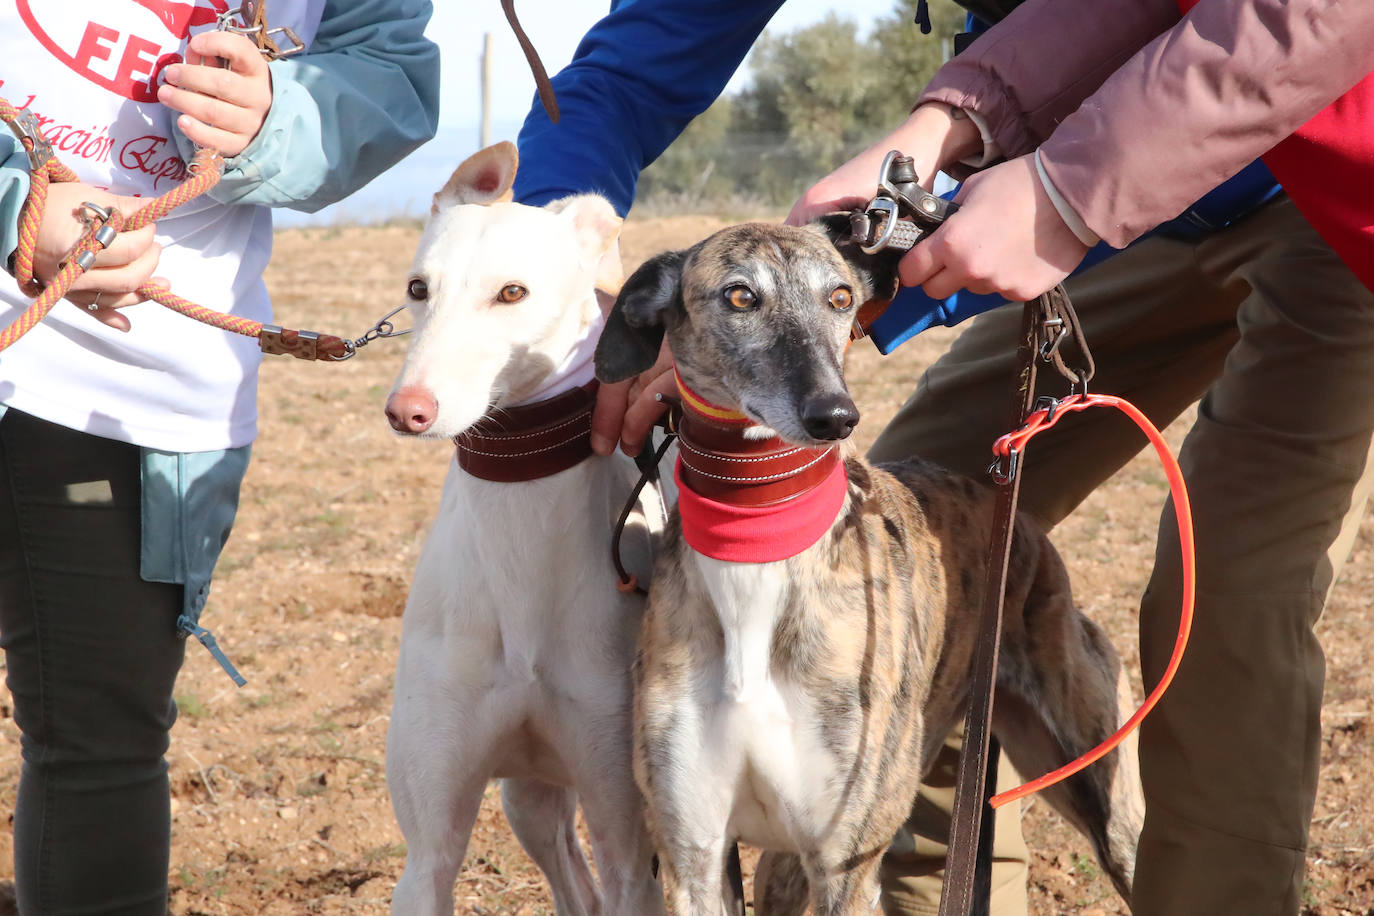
[805,850,885,915]
[755,837,888,915]
[754,851,808,915]
[642,755,736,916]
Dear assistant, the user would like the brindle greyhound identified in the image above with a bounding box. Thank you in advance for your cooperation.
[593,221,1144,915]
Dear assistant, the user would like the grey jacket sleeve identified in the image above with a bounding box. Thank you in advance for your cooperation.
[1,134,31,272]
[920,0,1374,246]
[182,0,440,212]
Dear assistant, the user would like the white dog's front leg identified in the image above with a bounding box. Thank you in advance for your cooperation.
[387,764,485,916]
[387,628,500,916]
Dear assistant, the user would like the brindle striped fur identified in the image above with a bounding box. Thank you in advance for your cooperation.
[597,223,1144,915]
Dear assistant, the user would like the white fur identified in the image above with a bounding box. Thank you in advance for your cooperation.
[390,199,608,437]
[385,153,667,916]
[662,554,853,862]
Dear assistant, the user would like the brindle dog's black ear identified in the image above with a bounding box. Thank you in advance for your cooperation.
[814,211,901,303]
[595,249,686,383]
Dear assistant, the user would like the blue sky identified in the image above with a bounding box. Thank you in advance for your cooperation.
[427,0,900,130]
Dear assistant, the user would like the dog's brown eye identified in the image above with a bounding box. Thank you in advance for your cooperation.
[829,287,853,310]
[407,277,428,301]
[497,284,528,304]
[725,286,756,310]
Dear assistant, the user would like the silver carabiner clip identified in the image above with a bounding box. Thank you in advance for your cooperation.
[860,197,902,255]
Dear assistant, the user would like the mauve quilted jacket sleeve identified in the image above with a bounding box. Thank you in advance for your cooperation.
[919,0,1374,247]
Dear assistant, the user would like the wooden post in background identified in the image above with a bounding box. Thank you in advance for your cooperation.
[480,32,493,149]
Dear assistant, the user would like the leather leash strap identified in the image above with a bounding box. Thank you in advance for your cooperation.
[500,0,561,124]
[937,285,1088,916]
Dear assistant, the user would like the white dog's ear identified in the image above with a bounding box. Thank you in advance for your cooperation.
[433,141,519,213]
[553,194,624,296]
[554,195,622,260]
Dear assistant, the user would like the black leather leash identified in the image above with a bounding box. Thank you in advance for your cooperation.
[937,287,1094,916]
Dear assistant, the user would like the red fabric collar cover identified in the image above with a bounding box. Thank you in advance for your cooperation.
[672,373,850,562]
[674,458,848,562]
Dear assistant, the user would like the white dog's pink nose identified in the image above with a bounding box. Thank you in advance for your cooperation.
[386,386,437,434]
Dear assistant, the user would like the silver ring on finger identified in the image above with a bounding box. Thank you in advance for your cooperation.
[88,292,102,312]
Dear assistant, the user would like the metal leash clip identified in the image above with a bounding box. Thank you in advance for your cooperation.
[849,150,958,255]
[6,107,54,171]
[69,202,120,272]
[216,1,305,61]
[331,305,414,360]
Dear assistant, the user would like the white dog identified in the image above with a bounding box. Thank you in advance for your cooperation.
[383,142,668,916]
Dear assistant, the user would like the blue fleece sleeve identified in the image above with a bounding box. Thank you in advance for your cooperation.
[513,0,787,215]
[180,0,440,212]
[0,135,30,273]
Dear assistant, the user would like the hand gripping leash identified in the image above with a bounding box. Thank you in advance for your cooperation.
[0,8,406,362]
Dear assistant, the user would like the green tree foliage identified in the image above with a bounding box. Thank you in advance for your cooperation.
[637,0,966,210]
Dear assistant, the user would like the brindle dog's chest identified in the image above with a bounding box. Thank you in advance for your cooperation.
[664,465,954,853]
[676,552,866,851]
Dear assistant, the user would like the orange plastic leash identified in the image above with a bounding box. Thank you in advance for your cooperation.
[1,97,229,348]
[986,393,1196,809]
[0,97,354,360]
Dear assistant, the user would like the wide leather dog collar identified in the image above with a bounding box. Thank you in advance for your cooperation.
[455,381,598,482]
[674,372,848,562]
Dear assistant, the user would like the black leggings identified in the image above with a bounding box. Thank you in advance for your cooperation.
[0,408,186,915]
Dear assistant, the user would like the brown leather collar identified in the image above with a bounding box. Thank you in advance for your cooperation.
[850,295,892,341]
[675,392,840,508]
[454,381,598,482]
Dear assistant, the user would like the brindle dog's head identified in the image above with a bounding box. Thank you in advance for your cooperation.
[595,217,898,447]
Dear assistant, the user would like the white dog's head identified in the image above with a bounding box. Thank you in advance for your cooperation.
[385,141,622,439]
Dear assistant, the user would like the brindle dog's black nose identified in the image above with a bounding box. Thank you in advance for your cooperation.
[800,394,859,440]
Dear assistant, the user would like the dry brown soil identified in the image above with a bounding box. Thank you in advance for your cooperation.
[0,217,1370,914]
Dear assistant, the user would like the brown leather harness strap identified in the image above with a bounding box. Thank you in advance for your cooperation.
[938,285,1092,916]
[850,295,892,342]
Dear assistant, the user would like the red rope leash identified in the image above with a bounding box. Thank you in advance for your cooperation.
[0,96,353,360]
[986,393,1196,809]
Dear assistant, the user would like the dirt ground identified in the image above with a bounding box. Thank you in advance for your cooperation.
[0,216,1370,915]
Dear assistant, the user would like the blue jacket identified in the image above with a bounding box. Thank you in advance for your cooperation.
[515,0,785,212]
[514,0,1283,354]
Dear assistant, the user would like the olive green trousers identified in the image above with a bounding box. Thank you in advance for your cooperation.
[872,196,1374,916]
